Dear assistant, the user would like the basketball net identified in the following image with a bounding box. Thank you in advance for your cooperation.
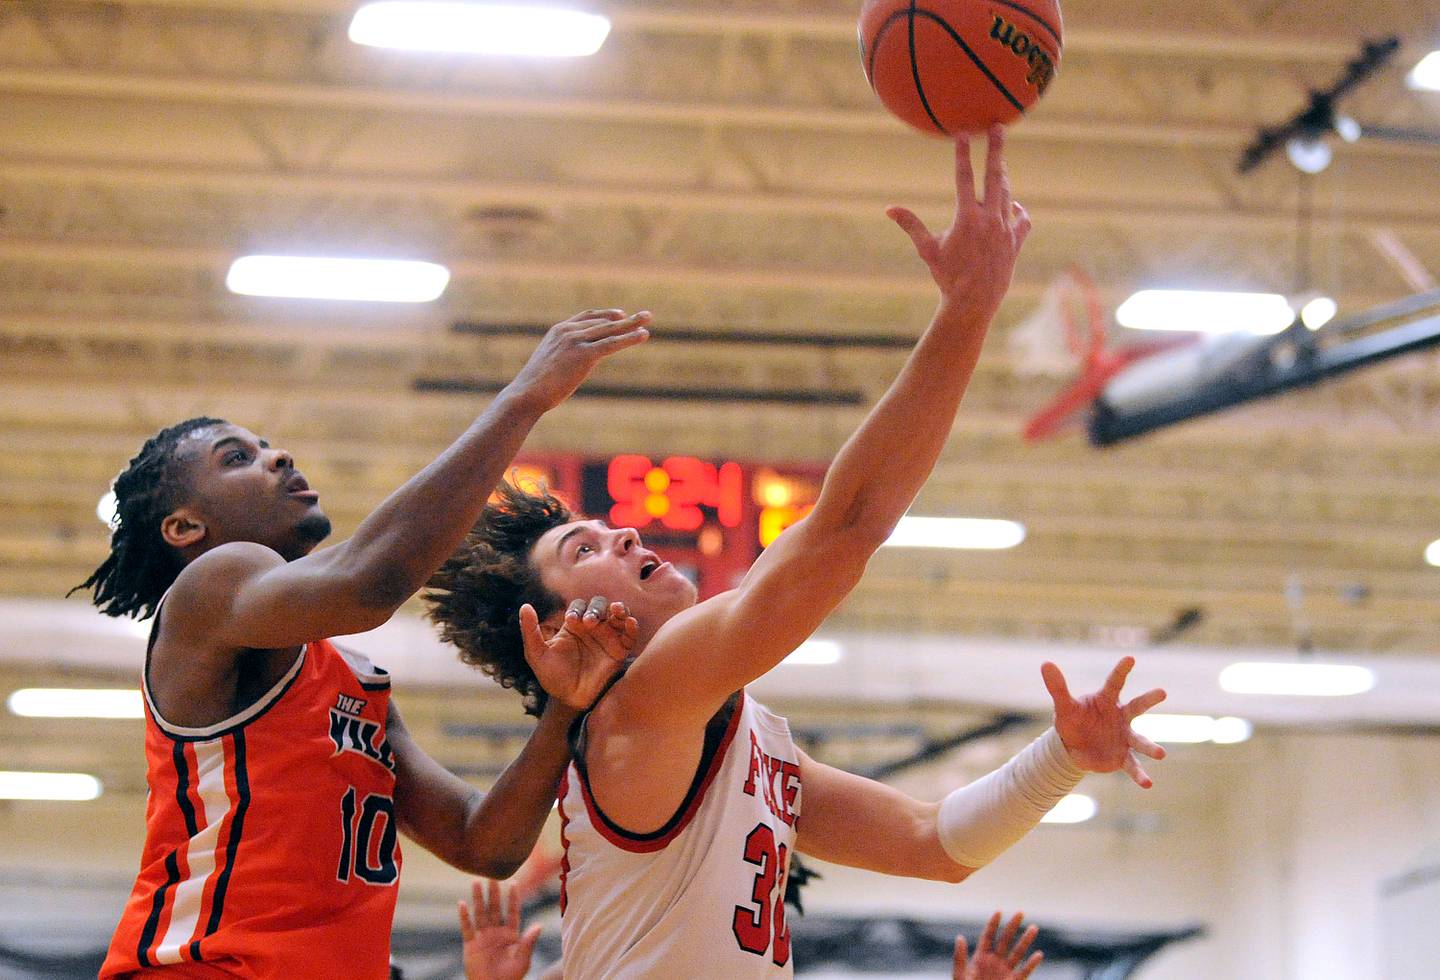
[1007,267,1103,378]
[1016,268,1194,442]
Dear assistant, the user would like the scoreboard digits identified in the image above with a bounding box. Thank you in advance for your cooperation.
[521,452,823,598]
[606,455,745,532]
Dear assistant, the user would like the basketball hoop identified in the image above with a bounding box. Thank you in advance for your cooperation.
[1018,268,1195,442]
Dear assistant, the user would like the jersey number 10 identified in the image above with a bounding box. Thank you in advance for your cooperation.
[336,787,400,886]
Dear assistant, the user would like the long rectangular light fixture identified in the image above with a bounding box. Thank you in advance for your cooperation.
[882,517,1025,550]
[782,640,843,666]
[226,256,450,303]
[350,2,611,57]
[1131,713,1252,744]
[8,688,145,719]
[1219,662,1375,697]
[1117,290,1295,334]
[1040,793,1096,824]
[0,771,103,801]
[1408,51,1440,91]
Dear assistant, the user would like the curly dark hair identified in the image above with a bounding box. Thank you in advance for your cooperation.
[425,481,574,716]
[70,416,225,620]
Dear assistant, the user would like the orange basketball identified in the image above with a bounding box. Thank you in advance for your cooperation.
[859,0,1063,136]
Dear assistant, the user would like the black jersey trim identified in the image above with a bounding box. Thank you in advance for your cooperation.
[203,729,248,942]
[171,741,199,838]
[136,851,182,968]
[572,691,745,853]
[142,610,309,743]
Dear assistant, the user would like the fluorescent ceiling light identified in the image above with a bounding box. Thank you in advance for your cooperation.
[349,2,611,57]
[1219,662,1375,697]
[9,688,145,719]
[1130,712,1252,745]
[97,490,118,528]
[1116,290,1295,335]
[1300,296,1337,331]
[1210,716,1253,745]
[882,517,1025,550]
[1408,50,1440,91]
[1131,713,1218,744]
[0,771,103,801]
[226,256,450,303]
[783,640,842,665]
[1041,793,1096,824]
[1425,539,1440,567]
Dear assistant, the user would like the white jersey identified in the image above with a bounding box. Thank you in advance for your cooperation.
[558,691,802,979]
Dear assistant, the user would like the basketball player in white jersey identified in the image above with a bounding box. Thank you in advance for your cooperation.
[427,127,1167,978]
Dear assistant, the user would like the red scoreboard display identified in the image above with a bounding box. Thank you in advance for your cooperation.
[506,453,825,599]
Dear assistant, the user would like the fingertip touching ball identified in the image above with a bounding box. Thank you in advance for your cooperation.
[859,0,1063,136]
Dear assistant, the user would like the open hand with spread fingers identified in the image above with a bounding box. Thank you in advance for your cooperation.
[1042,655,1167,788]
[954,911,1044,980]
[521,596,637,711]
[510,309,652,414]
[459,878,541,980]
[887,125,1033,325]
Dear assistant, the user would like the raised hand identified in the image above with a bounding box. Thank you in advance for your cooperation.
[954,911,1043,980]
[521,596,637,710]
[510,309,651,413]
[459,878,541,980]
[1042,655,1167,788]
[887,126,1032,323]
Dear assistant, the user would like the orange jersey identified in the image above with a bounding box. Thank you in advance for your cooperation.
[102,634,402,979]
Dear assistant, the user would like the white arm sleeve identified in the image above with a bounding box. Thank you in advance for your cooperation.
[935,727,1084,870]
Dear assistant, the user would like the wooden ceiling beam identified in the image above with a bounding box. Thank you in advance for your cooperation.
[0,234,1007,299]
[87,0,1364,63]
[4,67,1411,156]
[5,157,1440,237]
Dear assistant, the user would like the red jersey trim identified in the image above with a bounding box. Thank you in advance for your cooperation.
[574,691,745,854]
[556,771,572,916]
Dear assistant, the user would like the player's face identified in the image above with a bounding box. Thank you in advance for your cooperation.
[531,519,698,634]
[172,424,332,560]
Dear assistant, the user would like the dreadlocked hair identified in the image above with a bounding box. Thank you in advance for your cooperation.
[425,481,573,717]
[70,417,225,620]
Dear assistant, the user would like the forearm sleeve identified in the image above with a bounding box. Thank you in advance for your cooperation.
[935,727,1084,869]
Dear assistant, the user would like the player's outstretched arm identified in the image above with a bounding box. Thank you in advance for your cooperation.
[619,128,1029,721]
[392,599,635,877]
[180,310,650,651]
[793,658,1164,882]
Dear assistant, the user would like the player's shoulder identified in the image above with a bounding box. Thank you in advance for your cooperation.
[166,542,285,618]
[180,541,285,582]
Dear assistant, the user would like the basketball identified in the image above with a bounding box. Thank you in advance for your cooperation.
[859,0,1064,136]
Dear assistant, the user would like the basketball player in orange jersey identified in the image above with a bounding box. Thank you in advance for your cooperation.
[73,310,654,979]
[427,128,1168,978]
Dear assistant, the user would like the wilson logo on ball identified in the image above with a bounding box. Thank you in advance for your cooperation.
[989,15,1057,93]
